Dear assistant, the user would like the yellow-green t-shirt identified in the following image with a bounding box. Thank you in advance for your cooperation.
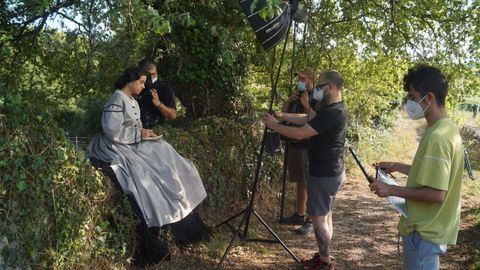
[397,118,464,245]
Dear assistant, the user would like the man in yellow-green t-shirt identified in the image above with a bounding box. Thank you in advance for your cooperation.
[370,64,464,270]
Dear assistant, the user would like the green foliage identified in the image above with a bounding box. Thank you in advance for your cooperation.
[158,2,254,118]
[0,83,284,268]
[1,0,480,267]
[462,126,480,171]
[53,94,108,137]
[250,0,283,20]
[0,91,134,269]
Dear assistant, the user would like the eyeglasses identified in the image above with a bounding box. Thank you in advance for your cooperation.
[316,82,330,89]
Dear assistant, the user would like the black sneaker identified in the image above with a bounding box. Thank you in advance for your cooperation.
[280,213,306,225]
[295,221,313,235]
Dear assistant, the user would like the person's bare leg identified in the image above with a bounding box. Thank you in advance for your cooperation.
[296,179,307,215]
[311,215,331,263]
[327,212,333,241]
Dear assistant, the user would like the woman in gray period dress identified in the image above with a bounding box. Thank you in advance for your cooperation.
[86,67,207,228]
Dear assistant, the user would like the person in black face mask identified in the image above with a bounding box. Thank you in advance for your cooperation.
[137,59,177,128]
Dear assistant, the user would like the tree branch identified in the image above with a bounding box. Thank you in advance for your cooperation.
[13,0,79,43]
[56,11,85,30]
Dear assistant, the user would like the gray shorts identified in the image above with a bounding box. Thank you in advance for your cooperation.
[307,172,345,216]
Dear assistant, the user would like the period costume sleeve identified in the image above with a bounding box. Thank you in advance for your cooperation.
[102,91,142,144]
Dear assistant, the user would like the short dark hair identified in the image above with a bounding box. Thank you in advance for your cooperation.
[319,70,344,89]
[139,58,156,71]
[114,67,147,89]
[403,64,448,106]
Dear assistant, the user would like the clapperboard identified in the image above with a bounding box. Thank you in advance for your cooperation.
[239,0,291,51]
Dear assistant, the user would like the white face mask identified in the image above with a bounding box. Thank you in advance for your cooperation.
[313,87,324,101]
[405,95,430,120]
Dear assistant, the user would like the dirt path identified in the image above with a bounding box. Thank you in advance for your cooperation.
[155,172,478,270]
[146,115,479,270]
[208,176,406,270]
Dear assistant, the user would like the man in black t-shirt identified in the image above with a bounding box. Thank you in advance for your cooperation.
[137,59,177,129]
[263,70,347,270]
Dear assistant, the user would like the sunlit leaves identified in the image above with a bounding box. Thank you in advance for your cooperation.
[146,6,171,35]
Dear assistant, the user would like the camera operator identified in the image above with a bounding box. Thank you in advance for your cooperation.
[280,68,317,236]
[263,70,347,270]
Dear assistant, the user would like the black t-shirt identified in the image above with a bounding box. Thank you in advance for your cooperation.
[307,101,347,177]
[286,92,317,148]
[136,78,176,128]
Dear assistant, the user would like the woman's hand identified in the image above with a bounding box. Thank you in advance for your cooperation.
[142,129,158,138]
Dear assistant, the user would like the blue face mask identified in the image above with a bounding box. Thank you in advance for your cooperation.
[313,86,324,101]
[297,81,306,92]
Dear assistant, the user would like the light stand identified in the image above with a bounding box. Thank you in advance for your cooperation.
[279,21,298,222]
[215,18,301,270]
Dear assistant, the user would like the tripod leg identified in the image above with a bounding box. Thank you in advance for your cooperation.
[214,208,247,229]
[279,144,289,222]
[252,210,301,264]
[216,208,250,270]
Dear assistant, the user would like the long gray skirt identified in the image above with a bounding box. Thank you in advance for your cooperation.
[86,134,207,228]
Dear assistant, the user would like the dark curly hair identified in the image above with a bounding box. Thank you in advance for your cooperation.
[403,64,448,107]
[114,67,147,89]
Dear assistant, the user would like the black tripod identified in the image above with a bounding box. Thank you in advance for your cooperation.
[278,20,300,222]
[215,19,301,270]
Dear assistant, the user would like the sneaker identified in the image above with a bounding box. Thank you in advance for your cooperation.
[295,221,313,235]
[301,253,335,270]
[280,213,305,225]
[301,252,320,268]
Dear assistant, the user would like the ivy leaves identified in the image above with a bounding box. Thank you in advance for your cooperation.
[0,88,133,268]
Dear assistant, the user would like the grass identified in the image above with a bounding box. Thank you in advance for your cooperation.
[461,170,480,270]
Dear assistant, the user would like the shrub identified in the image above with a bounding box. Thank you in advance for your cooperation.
[0,91,284,268]
[0,93,134,269]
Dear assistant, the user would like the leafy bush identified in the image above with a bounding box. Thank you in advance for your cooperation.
[54,94,108,137]
[461,125,480,170]
[0,89,284,268]
[0,93,134,269]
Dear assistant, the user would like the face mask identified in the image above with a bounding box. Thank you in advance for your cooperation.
[151,77,158,84]
[312,86,324,101]
[297,81,306,92]
[405,95,430,120]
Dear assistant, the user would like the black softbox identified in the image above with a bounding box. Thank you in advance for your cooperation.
[239,0,291,51]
